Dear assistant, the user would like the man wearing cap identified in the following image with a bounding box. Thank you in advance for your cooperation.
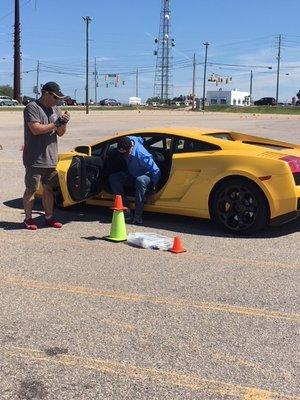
[109,136,161,225]
[22,82,70,230]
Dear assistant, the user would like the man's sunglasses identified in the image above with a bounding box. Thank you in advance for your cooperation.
[48,92,60,99]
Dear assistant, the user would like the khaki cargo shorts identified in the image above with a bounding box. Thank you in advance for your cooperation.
[25,167,59,192]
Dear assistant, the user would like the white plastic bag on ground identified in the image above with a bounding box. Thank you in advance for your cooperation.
[127,232,173,250]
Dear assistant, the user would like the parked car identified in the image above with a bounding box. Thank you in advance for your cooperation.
[22,96,35,106]
[35,128,300,234]
[99,98,121,106]
[0,95,18,106]
[57,99,66,106]
[254,97,277,106]
[64,96,77,106]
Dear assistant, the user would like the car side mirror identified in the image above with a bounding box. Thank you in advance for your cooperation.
[74,145,91,156]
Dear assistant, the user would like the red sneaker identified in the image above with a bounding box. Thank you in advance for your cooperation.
[24,218,38,230]
[45,217,62,229]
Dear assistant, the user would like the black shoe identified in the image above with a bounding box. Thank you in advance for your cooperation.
[124,209,132,222]
[131,218,143,226]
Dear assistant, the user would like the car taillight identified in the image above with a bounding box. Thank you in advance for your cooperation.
[280,156,300,173]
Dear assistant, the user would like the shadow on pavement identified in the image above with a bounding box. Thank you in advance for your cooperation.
[2,197,299,238]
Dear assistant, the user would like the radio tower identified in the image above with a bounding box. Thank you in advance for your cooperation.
[153,0,175,103]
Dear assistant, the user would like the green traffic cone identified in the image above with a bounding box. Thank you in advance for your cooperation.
[103,210,127,242]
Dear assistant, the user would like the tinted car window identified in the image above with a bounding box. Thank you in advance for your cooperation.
[174,138,220,153]
[134,135,173,151]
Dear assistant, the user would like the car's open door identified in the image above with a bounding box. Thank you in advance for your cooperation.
[57,153,104,207]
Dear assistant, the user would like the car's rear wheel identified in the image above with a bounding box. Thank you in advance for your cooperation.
[210,177,269,234]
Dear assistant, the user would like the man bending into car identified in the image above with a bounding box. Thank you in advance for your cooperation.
[22,82,70,230]
[109,136,160,225]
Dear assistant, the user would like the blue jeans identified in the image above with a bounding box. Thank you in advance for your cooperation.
[109,172,151,220]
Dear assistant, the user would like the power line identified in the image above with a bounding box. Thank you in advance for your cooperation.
[0,0,31,22]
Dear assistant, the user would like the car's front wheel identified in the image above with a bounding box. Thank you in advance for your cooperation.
[210,177,269,234]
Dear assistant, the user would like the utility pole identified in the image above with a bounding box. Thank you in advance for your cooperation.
[35,60,40,100]
[249,70,253,104]
[275,34,281,104]
[94,57,98,104]
[136,68,139,97]
[74,89,77,101]
[192,53,196,110]
[83,16,92,114]
[202,42,210,111]
[13,0,21,102]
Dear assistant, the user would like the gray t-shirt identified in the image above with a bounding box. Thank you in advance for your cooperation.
[23,101,62,168]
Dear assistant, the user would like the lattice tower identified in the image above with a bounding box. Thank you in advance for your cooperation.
[153,0,175,102]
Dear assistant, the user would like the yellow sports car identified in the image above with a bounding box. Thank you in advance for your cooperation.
[48,127,300,234]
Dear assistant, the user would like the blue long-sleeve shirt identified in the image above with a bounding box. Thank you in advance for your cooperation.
[126,136,161,185]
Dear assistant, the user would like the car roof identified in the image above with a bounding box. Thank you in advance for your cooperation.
[115,127,228,138]
[89,126,299,153]
[90,127,232,147]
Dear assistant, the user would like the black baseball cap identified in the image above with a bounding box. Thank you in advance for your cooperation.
[41,82,65,98]
[117,137,133,152]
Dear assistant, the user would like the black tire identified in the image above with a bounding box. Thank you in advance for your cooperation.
[210,177,269,234]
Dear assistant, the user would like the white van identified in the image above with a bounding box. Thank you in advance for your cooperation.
[129,97,141,106]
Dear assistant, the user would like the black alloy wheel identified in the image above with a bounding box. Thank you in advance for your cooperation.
[211,178,269,234]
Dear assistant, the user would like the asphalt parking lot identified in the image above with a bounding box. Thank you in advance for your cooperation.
[0,109,299,399]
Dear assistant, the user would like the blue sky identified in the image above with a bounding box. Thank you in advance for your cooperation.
[1,0,300,102]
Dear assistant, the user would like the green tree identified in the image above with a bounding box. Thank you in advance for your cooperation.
[146,96,160,104]
[296,90,300,100]
[0,85,13,98]
[172,95,186,102]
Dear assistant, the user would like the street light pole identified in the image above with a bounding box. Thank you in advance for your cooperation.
[202,42,210,111]
[275,34,281,104]
[192,53,196,110]
[83,16,92,114]
[13,0,21,103]
[249,70,253,104]
[94,57,98,105]
[136,68,139,98]
[249,67,272,104]
[35,60,40,100]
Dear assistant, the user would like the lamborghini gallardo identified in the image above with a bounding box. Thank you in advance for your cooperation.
[43,128,300,234]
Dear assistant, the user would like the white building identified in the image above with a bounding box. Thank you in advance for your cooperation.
[206,88,250,106]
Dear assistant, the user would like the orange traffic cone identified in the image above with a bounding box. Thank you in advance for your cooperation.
[110,195,128,211]
[169,236,186,254]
